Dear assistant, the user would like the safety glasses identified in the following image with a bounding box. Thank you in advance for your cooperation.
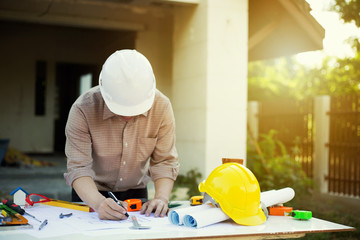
[25,193,51,206]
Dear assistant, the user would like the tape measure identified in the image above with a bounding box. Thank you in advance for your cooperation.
[190,196,204,206]
[290,210,312,220]
[124,199,142,212]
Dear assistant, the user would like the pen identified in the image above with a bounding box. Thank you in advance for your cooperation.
[39,219,48,231]
[107,191,129,217]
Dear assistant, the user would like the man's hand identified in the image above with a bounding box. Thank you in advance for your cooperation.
[72,177,129,220]
[96,198,129,220]
[140,178,174,217]
[140,198,169,217]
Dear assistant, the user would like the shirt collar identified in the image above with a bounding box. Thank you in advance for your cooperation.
[103,103,115,120]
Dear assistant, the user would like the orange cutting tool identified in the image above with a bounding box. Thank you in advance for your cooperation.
[268,206,293,216]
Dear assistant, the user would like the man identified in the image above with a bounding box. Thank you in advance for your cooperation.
[64,49,179,220]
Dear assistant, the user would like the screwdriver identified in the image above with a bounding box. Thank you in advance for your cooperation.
[2,199,41,222]
[0,204,23,221]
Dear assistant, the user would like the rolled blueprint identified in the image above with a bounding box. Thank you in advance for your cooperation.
[260,187,295,207]
[168,203,213,225]
[169,187,295,228]
[183,207,230,228]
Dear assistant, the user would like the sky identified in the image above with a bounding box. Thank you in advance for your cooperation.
[296,0,360,66]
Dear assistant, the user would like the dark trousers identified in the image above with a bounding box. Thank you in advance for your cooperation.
[71,187,148,203]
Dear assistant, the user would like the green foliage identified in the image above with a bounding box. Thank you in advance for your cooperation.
[248,57,303,101]
[248,52,360,101]
[331,0,360,27]
[247,130,313,201]
[172,168,202,200]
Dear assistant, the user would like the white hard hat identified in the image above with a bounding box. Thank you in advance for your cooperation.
[99,49,156,116]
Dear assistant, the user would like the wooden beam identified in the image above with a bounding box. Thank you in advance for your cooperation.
[47,0,198,7]
[0,10,146,31]
[248,17,281,51]
[277,0,325,49]
[154,0,199,5]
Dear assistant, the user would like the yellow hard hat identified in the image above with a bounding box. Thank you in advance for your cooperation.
[198,163,266,226]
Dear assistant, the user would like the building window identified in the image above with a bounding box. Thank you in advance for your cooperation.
[79,73,92,96]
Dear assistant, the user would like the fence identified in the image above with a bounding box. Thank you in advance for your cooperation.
[327,95,360,197]
[248,95,360,198]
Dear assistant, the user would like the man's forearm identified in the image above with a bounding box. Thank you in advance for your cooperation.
[72,176,106,211]
[154,178,174,203]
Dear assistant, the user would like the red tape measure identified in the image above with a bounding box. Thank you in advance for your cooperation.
[124,199,142,212]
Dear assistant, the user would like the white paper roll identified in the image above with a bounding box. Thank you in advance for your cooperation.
[168,204,213,225]
[260,187,295,207]
[183,207,230,228]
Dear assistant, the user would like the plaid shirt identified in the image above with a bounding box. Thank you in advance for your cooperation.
[64,86,179,192]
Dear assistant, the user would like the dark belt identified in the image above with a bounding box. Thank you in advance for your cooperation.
[71,187,148,203]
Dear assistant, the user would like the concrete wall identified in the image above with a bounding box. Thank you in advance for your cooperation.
[173,0,248,177]
[172,5,207,175]
[136,13,174,100]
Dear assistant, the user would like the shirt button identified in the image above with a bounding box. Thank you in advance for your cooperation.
[125,142,128,147]
[123,161,126,165]
[119,178,123,181]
